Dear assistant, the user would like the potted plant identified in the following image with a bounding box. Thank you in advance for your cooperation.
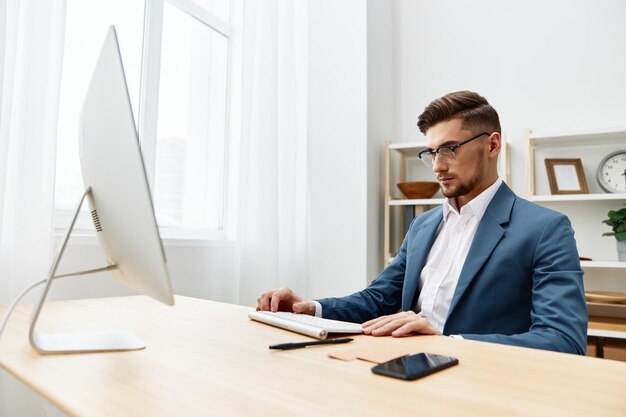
[602,204,626,262]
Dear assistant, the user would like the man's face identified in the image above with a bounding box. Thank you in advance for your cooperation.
[425,118,492,204]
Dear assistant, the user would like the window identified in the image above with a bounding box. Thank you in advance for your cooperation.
[54,0,144,230]
[55,0,237,240]
[144,0,232,238]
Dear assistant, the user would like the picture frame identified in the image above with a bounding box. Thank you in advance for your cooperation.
[544,158,589,195]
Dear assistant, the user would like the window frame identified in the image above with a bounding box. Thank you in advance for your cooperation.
[54,0,240,244]
[139,0,235,241]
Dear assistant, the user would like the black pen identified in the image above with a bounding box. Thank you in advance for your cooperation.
[269,337,353,350]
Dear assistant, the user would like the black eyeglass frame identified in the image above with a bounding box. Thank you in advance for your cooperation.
[417,131,491,163]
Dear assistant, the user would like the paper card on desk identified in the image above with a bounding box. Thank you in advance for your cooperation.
[328,346,411,364]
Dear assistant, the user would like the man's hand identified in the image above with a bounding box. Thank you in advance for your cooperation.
[255,287,316,315]
[362,311,441,337]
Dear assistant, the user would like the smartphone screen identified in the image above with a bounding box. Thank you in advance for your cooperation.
[371,353,459,380]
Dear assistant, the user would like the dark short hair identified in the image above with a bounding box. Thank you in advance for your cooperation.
[417,90,501,135]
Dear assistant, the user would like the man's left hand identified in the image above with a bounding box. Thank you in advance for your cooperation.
[362,311,441,337]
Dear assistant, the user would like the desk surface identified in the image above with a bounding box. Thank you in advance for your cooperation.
[1,296,625,417]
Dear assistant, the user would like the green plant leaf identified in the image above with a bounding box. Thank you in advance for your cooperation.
[602,205,626,240]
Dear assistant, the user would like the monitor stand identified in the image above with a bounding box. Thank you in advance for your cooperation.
[28,187,146,354]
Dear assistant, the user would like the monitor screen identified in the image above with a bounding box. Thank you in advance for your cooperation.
[80,26,174,306]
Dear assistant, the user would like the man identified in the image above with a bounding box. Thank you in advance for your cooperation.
[256,91,587,355]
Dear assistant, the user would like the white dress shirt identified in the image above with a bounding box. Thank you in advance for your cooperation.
[314,178,503,330]
[416,178,502,332]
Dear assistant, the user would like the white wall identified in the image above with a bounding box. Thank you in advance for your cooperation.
[307,0,369,298]
[366,0,394,281]
[392,0,626,195]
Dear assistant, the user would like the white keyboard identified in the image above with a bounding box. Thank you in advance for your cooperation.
[248,311,363,340]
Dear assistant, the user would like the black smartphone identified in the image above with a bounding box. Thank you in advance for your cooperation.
[371,353,459,380]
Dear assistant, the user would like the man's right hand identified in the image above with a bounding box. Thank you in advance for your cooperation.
[255,287,315,315]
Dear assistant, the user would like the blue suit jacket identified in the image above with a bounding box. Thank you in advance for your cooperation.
[318,183,588,355]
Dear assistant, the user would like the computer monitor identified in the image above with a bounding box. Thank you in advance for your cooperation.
[28,26,174,354]
[80,27,173,306]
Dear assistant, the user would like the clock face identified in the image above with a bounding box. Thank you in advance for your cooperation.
[596,150,626,193]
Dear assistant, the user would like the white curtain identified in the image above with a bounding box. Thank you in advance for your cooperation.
[0,0,65,415]
[0,0,64,301]
[236,0,309,305]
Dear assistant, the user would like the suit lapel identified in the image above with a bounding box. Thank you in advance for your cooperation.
[446,184,515,318]
[401,209,442,310]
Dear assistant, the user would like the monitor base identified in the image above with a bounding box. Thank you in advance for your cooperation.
[31,331,146,354]
[28,187,138,354]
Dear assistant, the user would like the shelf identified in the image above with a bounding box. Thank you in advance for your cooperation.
[528,127,626,147]
[388,141,428,154]
[587,302,626,320]
[388,198,445,206]
[587,328,626,339]
[588,316,626,339]
[529,193,626,203]
[580,261,626,269]
[526,126,626,197]
[588,315,626,335]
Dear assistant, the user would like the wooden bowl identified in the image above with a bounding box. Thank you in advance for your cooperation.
[397,181,439,199]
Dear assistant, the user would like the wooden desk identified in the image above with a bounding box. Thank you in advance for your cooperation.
[1,296,625,417]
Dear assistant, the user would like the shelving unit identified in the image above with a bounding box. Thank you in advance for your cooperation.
[588,316,626,338]
[530,193,626,203]
[383,140,433,266]
[526,127,626,342]
[580,261,626,269]
[527,126,626,195]
[388,198,446,206]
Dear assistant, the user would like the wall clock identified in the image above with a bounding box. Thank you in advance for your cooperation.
[596,150,626,193]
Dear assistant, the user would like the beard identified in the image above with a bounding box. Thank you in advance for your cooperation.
[440,163,486,199]
[442,181,474,199]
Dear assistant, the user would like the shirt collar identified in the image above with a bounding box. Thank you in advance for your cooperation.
[442,178,503,222]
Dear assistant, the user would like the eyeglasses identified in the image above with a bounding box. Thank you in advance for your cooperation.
[417,132,490,167]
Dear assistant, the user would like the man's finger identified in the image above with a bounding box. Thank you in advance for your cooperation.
[269,292,283,312]
[391,317,438,337]
[391,321,417,337]
[257,293,268,311]
[363,316,395,334]
[362,313,398,327]
[371,317,409,336]
[363,312,400,328]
